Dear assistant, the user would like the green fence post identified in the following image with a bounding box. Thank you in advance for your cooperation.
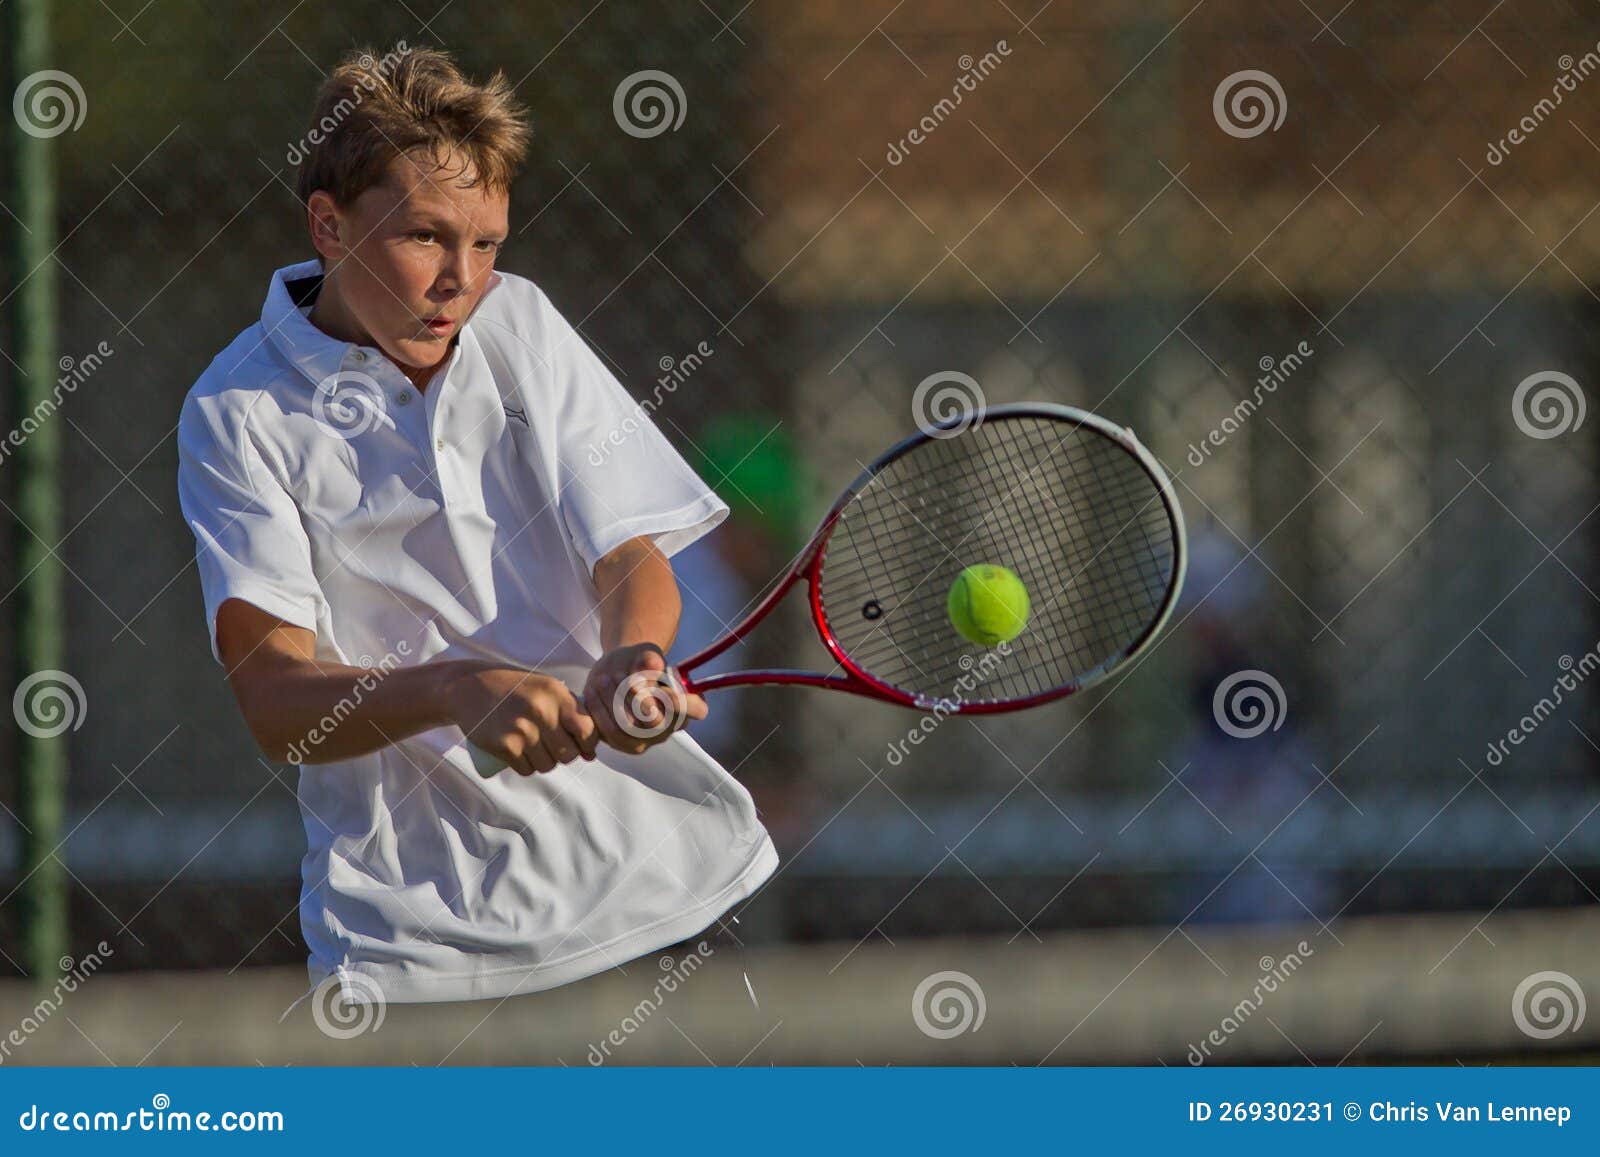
[3,0,67,987]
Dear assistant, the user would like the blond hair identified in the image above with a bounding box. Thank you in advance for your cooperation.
[294,43,531,207]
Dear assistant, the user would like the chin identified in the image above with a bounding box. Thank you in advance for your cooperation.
[392,338,447,365]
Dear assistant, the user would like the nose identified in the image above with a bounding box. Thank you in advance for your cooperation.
[436,246,473,297]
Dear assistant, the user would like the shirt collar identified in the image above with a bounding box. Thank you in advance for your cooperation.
[260,258,503,390]
[261,259,356,391]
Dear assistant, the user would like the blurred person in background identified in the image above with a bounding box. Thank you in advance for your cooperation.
[1161,522,1337,927]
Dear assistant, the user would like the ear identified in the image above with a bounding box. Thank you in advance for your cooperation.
[306,190,345,262]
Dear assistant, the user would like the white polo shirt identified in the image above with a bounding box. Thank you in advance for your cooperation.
[177,258,777,1005]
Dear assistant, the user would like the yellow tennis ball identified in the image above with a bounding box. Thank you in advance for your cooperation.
[947,564,1030,646]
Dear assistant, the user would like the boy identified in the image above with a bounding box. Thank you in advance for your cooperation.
[176,45,776,1006]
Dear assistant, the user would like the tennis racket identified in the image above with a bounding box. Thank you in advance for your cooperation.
[466,402,1185,775]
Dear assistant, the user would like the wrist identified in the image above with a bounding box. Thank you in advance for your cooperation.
[427,659,490,724]
[598,640,665,661]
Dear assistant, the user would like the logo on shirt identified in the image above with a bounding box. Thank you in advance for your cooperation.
[503,404,529,428]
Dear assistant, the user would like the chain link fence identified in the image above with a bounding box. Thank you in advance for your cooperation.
[1,0,1598,1001]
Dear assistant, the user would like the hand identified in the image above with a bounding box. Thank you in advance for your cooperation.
[443,665,598,776]
[583,643,707,755]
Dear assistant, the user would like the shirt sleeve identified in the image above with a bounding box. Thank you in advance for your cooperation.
[176,390,323,663]
[540,292,730,573]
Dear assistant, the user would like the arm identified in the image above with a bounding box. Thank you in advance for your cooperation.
[216,598,597,774]
[595,535,683,655]
[582,536,708,753]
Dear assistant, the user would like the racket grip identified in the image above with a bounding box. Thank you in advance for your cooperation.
[464,740,507,779]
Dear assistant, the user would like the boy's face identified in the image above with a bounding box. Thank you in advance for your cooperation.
[309,148,510,373]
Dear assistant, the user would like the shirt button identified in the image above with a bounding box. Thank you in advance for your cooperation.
[395,391,412,406]
[435,437,446,451]
[350,349,368,363]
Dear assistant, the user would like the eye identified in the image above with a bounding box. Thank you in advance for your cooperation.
[410,230,436,244]
[475,239,505,253]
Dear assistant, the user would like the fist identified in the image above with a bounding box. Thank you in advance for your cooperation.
[583,644,707,755]
[445,666,598,776]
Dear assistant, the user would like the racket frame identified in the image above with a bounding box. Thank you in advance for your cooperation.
[674,402,1187,714]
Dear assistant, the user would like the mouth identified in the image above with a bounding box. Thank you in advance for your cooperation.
[420,316,456,337]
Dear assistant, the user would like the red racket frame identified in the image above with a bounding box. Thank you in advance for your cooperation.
[672,403,1187,714]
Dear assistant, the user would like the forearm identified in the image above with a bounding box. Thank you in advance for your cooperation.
[584,537,706,752]
[594,537,681,654]
[236,656,478,764]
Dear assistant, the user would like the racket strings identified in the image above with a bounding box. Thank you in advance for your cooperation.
[818,414,1178,704]
[831,472,1167,698]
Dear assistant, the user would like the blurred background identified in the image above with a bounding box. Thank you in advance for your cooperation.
[0,0,1598,1064]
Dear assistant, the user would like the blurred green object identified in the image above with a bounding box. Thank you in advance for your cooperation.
[5,0,67,989]
[693,413,809,551]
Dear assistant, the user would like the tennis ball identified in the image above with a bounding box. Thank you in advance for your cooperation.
[947,564,1030,646]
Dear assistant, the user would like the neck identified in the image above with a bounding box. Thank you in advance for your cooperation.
[305,271,367,347]
[308,270,448,391]
[401,348,449,393]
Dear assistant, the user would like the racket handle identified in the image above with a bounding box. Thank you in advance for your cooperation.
[458,662,698,776]
[464,740,507,779]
